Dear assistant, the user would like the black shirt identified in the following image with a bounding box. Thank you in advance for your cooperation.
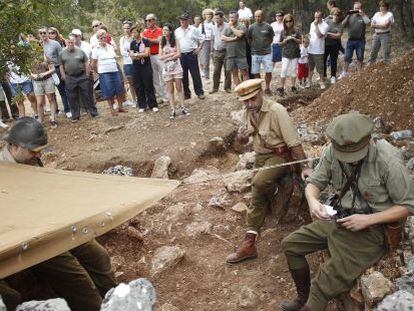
[130,38,151,67]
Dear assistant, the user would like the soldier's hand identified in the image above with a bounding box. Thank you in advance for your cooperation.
[308,198,330,221]
[336,214,373,231]
[301,167,312,181]
[238,127,254,141]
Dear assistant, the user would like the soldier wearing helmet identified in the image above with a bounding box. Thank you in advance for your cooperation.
[0,117,116,311]
[281,113,414,311]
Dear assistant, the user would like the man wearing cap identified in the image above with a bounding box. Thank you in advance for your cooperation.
[174,13,205,100]
[280,113,414,311]
[0,118,116,310]
[142,13,169,104]
[226,79,312,264]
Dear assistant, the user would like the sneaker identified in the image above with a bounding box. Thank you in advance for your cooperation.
[320,82,326,90]
[138,108,145,113]
[34,114,39,120]
[225,89,232,93]
[291,86,298,94]
[276,88,285,97]
[305,80,311,88]
[123,100,134,107]
[0,120,8,129]
[181,107,191,116]
[169,109,176,120]
[152,107,159,112]
[45,107,51,113]
[198,94,206,100]
[184,95,191,100]
[65,112,72,118]
[338,72,350,80]
[50,120,58,128]
[330,76,337,84]
[71,118,79,123]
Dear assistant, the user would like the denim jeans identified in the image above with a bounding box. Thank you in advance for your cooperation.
[55,66,71,113]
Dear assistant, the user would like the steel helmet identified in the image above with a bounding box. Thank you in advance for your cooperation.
[3,117,48,152]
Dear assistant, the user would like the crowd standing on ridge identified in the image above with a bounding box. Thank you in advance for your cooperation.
[0,0,395,127]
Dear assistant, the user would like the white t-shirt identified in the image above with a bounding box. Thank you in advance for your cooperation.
[199,21,215,40]
[80,41,92,60]
[308,21,329,55]
[271,21,284,44]
[90,33,116,49]
[298,45,309,64]
[119,36,133,65]
[371,11,394,33]
[91,44,118,74]
[238,7,253,20]
[174,26,204,53]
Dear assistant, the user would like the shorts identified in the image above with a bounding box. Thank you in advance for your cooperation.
[251,53,273,74]
[99,71,125,100]
[123,64,135,77]
[298,63,309,80]
[10,80,34,96]
[280,57,299,78]
[272,44,282,63]
[226,57,248,71]
[33,77,55,96]
[345,39,365,63]
[163,73,183,82]
[308,53,324,74]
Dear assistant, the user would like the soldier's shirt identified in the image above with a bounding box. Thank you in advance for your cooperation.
[0,147,16,163]
[308,139,414,214]
[241,99,301,154]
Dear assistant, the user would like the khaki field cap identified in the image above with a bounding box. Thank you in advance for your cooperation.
[234,78,264,101]
[326,113,373,163]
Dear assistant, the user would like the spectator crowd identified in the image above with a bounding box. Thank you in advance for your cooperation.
[0,0,395,128]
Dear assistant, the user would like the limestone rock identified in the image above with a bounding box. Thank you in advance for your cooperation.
[235,152,256,171]
[208,188,231,208]
[183,167,220,184]
[16,298,70,311]
[361,271,395,307]
[166,203,188,221]
[230,110,244,124]
[237,286,259,308]
[151,246,185,276]
[209,137,226,154]
[224,170,253,193]
[160,303,180,311]
[101,278,156,311]
[127,226,144,241]
[102,165,134,176]
[185,221,212,237]
[151,155,171,179]
[374,290,414,311]
[231,202,248,213]
[395,269,414,295]
[0,296,6,311]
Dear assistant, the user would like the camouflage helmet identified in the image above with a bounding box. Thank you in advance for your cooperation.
[3,117,48,152]
[326,113,373,163]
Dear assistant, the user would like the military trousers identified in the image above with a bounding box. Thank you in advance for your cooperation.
[282,220,386,310]
[0,239,116,311]
[246,153,291,233]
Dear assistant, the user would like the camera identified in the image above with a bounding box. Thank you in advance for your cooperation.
[347,10,360,15]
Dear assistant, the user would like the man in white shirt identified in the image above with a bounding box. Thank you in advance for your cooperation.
[368,0,394,64]
[174,13,205,100]
[308,10,329,89]
[238,1,253,20]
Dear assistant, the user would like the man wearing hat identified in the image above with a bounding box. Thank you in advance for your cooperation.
[0,118,116,310]
[226,79,312,264]
[280,113,414,311]
[174,13,206,100]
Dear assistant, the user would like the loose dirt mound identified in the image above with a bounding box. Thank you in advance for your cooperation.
[294,49,414,131]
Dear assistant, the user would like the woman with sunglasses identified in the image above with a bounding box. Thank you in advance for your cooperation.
[324,8,343,84]
[277,14,302,97]
[91,29,127,116]
[48,27,65,47]
[160,23,190,119]
[119,21,137,107]
[369,0,394,64]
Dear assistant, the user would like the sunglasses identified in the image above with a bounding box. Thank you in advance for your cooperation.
[48,31,56,34]
[146,19,154,22]
[285,20,294,23]
[92,24,101,28]
[38,31,47,34]
[276,15,283,17]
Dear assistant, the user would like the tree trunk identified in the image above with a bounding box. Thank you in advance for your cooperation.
[405,0,414,34]
[397,0,407,32]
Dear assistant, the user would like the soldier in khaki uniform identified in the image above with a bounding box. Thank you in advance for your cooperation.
[226,79,312,264]
[0,118,116,311]
[281,113,414,311]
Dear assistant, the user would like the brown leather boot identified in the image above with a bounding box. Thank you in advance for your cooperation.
[226,233,258,264]
[280,265,311,311]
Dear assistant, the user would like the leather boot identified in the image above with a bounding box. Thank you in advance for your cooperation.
[226,233,258,264]
[280,265,311,311]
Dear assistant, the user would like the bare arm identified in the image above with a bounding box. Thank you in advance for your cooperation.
[84,59,90,76]
[314,23,324,38]
[91,59,98,73]
[231,26,245,38]
[327,31,342,39]
[59,64,65,81]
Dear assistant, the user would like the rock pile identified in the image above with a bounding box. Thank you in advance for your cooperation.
[103,165,134,176]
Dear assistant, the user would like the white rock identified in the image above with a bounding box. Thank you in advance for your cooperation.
[231,202,248,213]
[166,203,188,221]
[16,298,70,311]
[224,170,253,193]
[101,278,156,311]
[182,167,220,184]
[361,271,395,307]
[238,286,259,308]
[374,290,414,311]
[230,110,244,124]
[185,221,212,237]
[160,303,180,311]
[151,246,185,276]
[151,155,171,179]
[191,203,203,213]
[235,152,256,171]
[208,189,231,208]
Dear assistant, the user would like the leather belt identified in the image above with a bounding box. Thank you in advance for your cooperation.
[181,51,195,55]
[376,31,390,35]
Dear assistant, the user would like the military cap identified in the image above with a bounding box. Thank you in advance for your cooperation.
[234,79,264,101]
[179,13,191,20]
[326,113,373,163]
[3,117,48,152]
